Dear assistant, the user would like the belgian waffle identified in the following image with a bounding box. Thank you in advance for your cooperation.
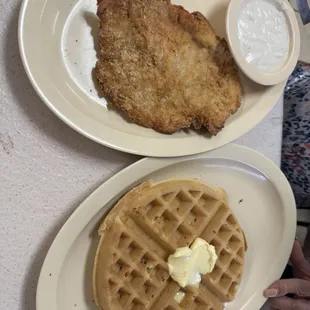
[93,179,247,310]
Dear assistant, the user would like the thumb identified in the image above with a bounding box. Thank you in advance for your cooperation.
[264,279,310,297]
[291,241,310,277]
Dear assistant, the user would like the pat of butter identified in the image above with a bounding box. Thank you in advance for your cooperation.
[174,291,185,304]
[168,238,218,288]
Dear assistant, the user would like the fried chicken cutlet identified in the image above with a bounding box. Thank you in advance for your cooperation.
[96,0,241,135]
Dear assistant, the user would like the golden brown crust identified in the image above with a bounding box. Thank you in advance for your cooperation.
[96,0,241,135]
[93,179,247,310]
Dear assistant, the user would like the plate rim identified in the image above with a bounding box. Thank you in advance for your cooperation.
[18,0,285,157]
[36,144,296,310]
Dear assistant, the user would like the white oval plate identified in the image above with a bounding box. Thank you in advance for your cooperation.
[19,0,286,157]
[36,144,296,310]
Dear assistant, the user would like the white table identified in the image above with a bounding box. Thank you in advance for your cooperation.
[0,1,283,309]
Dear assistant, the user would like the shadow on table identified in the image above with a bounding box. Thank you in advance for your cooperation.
[3,2,138,310]
[4,1,138,166]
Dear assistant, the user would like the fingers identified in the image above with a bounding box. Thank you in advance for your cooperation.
[291,241,307,267]
[264,279,310,297]
[268,296,309,310]
[291,241,310,277]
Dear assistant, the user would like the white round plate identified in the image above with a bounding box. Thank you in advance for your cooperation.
[19,0,286,157]
[36,144,296,310]
[226,0,300,86]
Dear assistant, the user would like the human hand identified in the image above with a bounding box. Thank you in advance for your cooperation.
[264,241,310,309]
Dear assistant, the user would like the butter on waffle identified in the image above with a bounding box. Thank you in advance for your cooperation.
[93,179,247,310]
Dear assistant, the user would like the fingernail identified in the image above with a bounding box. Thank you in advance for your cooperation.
[264,288,278,297]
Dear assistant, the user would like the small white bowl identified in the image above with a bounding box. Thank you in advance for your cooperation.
[226,0,300,86]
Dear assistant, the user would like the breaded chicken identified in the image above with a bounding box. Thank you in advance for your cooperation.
[96,0,241,135]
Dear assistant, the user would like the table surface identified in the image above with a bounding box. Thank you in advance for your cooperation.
[0,1,283,309]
